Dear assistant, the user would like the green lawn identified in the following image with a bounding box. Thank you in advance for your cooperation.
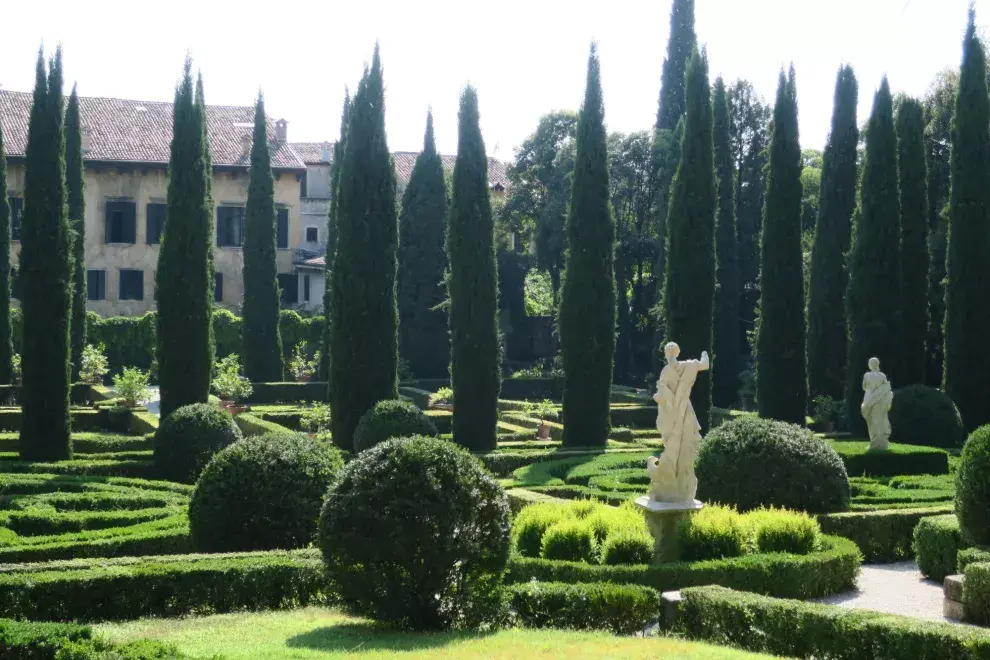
[98,607,780,660]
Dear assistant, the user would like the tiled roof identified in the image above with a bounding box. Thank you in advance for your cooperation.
[295,255,326,269]
[0,90,305,170]
[291,141,334,165]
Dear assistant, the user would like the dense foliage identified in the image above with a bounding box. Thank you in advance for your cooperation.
[154,403,243,483]
[912,514,964,582]
[320,91,350,382]
[318,436,511,630]
[956,424,990,546]
[66,85,86,383]
[352,398,438,453]
[888,385,965,449]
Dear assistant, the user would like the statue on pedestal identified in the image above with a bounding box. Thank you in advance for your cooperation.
[861,357,893,451]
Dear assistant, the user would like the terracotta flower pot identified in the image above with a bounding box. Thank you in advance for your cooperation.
[296,374,312,383]
[538,422,551,440]
[227,404,248,415]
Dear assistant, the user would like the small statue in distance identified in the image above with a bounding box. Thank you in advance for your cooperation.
[861,357,893,451]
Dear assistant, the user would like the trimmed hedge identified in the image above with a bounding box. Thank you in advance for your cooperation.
[913,514,965,582]
[352,399,438,453]
[829,440,949,477]
[501,377,564,401]
[677,585,990,660]
[957,424,990,546]
[608,405,656,429]
[507,581,660,635]
[819,506,954,563]
[890,384,966,449]
[153,403,243,483]
[959,547,990,572]
[0,549,328,622]
[0,618,92,660]
[233,412,291,437]
[505,534,860,599]
[243,381,327,404]
[965,562,990,625]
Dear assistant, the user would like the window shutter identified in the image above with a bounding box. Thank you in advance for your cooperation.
[276,209,289,248]
[215,272,223,303]
[125,202,137,244]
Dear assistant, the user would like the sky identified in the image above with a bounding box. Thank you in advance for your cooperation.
[0,0,984,160]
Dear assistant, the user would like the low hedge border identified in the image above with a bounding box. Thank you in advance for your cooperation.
[0,549,329,622]
[828,441,949,477]
[234,413,295,437]
[965,562,990,626]
[913,514,965,582]
[506,488,570,514]
[0,618,190,659]
[243,381,327,404]
[959,547,990,573]
[508,581,660,635]
[0,458,155,480]
[129,410,159,435]
[819,506,954,563]
[677,585,990,660]
[424,409,452,434]
[506,534,861,599]
[398,386,432,410]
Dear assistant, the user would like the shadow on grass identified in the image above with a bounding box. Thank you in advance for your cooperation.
[286,622,492,653]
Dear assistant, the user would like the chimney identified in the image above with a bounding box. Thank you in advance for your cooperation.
[275,118,288,143]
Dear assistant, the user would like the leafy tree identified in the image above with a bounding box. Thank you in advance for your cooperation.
[20,47,72,460]
[0,110,12,384]
[845,78,902,435]
[320,90,350,382]
[895,96,929,386]
[756,67,806,424]
[807,66,859,400]
[66,86,85,382]
[398,112,450,379]
[329,46,400,449]
[241,93,283,382]
[712,77,740,409]
[448,86,500,450]
[559,44,616,447]
[944,9,990,431]
[156,58,215,419]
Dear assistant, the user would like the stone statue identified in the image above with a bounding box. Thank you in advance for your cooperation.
[861,357,893,451]
[647,342,709,502]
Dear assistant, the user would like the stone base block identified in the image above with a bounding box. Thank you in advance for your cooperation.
[944,574,966,621]
[635,497,704,563]
[660,590,682,630]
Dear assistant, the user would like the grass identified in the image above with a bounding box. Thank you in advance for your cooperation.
[97,607,779,659]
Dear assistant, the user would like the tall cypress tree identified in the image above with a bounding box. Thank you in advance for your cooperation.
[448,86,500,450]
[398,112,449,379]
[663,48,716,432]
[656,0,696,133]
[65,86,85,382]
[711,76,740,409]
[157,59,214,419]
[0,114,12,384]
[845,78,902,435]
[944,8,990,432]
[329,46,399,449]
[756,67,806,424]
[807,66,859,400]
[20,47,72,460]
[241,93,283,382]
[319,90,349,383]
[559,44,616,447]
[895,97,929,386]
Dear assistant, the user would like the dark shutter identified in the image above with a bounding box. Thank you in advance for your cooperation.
[8,197,22,241]
[278,273,298,304]
[146,204,166,245]
[216,207,228,246]
[87,270,106,301]
[303,274,310,302]
[215,272,223,303]
[276,208,289,248]
[119,270,144,301]
[124,202,137,243]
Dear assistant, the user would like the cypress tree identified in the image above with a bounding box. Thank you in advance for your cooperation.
[65,86,85,382]
[0,113,11,384]
[807,66,859,400]
[559,44,616,447]
[756,67,807,424]
[711,76,740,409]
[157,59,214,419]
[398,112,449,379]
[319,90,349,383]
[656,0,697,133]
[845,78,902,436]
[20,47,72,460]
[448,86,500,450]
[663,48,715,431]
[241,93,283,382]
[329,46,399,449]
[944,8,990,432]
[895,97,929,386]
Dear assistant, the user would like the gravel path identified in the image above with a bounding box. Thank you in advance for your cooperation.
[813,561,954,622]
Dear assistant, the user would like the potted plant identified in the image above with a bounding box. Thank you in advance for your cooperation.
[530,399,559,440]
[12,354,20,386]
[300,402,332,440]
[212,355,253,414]
[80,343,110,384]
[429,387,454,412]
[288,342,319,383]
[112,367,151,408]
[812,395,842,433]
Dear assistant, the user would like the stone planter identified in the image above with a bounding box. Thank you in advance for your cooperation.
[296,374,312,383]
[227,404,248,415]
[538,422,552,440]
[432,403,453,412]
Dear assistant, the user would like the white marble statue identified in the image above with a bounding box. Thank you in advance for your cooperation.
[861,357,893,451]
[647,342,709,502]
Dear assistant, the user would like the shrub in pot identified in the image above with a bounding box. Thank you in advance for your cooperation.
[287,341,319,382]
[211,355,252,413]
[112,367,151,407]
[154,403,243,483]
[352,399,438,453]
[80,343,110,384]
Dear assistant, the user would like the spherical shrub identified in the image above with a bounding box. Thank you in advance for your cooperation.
[541,520,599,563]
[743,508,820,555]
[154,403,243,483]
[318,436,510,630]
[677,505,747,561]
[890,385,966,449]
[696,416,850,514]
[513,503,572,558]
[956,425,990,546]
[352,399,438,453]
[601,530,653,565]
[189,433,344,552]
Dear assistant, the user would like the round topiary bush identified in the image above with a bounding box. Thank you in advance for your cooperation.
[889,385,966,449]
[154,403,243,483]
[696,416,850,514]
[319,436,511,630]
[189,432,344,552]
[956,425,990,546]
[352,399,438,453]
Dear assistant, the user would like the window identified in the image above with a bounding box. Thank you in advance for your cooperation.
[105,200,137,244]
[278,273,298,304]
[217,206,245,247]
[146,203,166,245]
[214,272,223,303]
[87,270,106,301]
[8,197,22,241]
[10,268,19,300]
[276,208,289,249]
[299,172,307,199]
[303,274,311,303]
[305,226,318,243]
[119,269,144,301]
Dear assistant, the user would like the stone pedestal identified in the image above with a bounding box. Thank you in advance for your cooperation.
[635,496,704,563]
[944,574,966,620]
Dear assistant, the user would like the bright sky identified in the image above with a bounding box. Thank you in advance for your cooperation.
[0,0,984,160]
